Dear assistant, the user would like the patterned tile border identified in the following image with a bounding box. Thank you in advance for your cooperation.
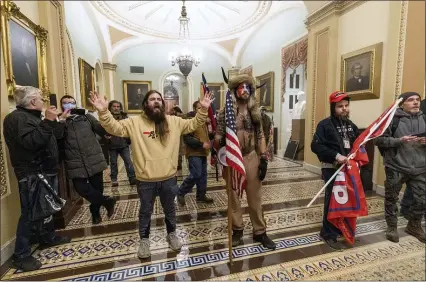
[2,198,384,277]
[65,180,327,229]
[103,170,319,195]
[103,157,302,183]
[209,236,425,281]
[54,218,412,281]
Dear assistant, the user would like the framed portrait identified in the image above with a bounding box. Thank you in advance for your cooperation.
[123,80,151,114]
[1,0,49,97]
[78,58,95,109]
[341,42,383,100]
[256,71,275,112]
[239,65,253,76]
[200,82,224,111]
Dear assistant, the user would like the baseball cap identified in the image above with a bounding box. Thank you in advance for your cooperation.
[329,91,349,103]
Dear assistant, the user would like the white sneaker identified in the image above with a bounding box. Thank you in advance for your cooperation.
[167,232,182,251]
[137,238,151,258]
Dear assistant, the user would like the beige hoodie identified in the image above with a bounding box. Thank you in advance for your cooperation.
[98,108,207,181]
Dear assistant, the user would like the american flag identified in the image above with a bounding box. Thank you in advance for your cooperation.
[225,89,246,197]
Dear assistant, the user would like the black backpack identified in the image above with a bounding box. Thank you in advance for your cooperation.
[378,114,426,156]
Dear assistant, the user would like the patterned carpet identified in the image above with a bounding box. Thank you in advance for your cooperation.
[210,237,425,281]
[2,155,423,281]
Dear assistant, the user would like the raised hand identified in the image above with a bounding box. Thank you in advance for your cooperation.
[89,91,108,112]
[200,91,215,109]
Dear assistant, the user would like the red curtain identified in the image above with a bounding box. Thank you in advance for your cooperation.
[281,38,308,102]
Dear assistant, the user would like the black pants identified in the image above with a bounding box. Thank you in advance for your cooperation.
[320,168,343,240]
[72,172,108,215]
[14,174,57,259]
[137,177,178,239]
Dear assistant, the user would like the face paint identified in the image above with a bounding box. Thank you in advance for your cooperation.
[236,83,250,99]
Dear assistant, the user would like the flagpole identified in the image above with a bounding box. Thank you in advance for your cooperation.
[306,98,402,208]
[224,166,233,265]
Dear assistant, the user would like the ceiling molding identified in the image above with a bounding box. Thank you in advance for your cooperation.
[215,38,239,55]
[111,38,233,65]
[304,1,366,29]
[108,25,135,46]
[90,1,272,40]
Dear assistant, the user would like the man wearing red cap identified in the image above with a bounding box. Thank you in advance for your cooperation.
[311,91,360,250]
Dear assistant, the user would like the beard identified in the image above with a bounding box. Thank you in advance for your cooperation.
[337,112,350,120]
[144,103,169,145]
[145,103,166,123]
[232,91,261,125]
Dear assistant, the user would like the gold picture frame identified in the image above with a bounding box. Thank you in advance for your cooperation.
[1,0,49,98]
[256,71,275,112]
[200,82,225,111]
[123,80,152,114]
[340,42,383,100]
[78,58,95,110]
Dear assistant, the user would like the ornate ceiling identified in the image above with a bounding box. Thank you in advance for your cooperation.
[91,1,272,40]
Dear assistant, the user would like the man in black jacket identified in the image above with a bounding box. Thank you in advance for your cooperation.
[58,95,116,224]
[311,91,360,251]
[106,100,136,187]
[3,86,70,271]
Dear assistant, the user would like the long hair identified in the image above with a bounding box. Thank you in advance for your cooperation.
[142,90,170,145]
[230,88,261,125]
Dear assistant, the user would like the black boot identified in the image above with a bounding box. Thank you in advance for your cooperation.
[12,255,42,272]
[39,236,71,250]
[104,197,117,218]
[196,195,214,204]
[232,230,244,247]
[253,233,276,250]
[90,205,102,225]
[129,178,138,186]
[320,233,344,251]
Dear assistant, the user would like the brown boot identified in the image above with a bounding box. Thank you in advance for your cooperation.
[385,226,399,243]
[405,220,426,243]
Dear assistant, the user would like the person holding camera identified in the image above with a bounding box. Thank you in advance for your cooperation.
[374,92,426,243]
[56,95,116,225]
[3,86,71,272]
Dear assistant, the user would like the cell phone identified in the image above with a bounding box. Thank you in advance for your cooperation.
[49,93,57,108]
[70,108,86,115]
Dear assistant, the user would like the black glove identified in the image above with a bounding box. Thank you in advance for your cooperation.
[258,157,268,181]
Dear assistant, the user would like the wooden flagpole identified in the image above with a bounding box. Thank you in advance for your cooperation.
[224,166,233,265]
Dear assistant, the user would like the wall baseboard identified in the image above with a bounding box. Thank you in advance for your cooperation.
[303,162,321,175]
[1,236,15,266]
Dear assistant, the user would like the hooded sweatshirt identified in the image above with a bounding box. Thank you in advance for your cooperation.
[374,108,426,175]
[98,108,207,181]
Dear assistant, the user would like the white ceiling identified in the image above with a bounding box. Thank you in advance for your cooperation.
[94,1,271,40]
[72,1,316,63]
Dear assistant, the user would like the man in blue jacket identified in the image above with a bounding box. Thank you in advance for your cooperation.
[311,91,360,251]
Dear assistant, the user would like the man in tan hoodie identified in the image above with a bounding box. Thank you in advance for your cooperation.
[89,90,214,259]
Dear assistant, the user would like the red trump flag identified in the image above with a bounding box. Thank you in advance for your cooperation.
[327,99,401,244]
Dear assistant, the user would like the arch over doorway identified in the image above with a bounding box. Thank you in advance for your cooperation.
[159,69,194,113]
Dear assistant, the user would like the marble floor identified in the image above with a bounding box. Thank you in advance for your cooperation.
[1,157,424,281]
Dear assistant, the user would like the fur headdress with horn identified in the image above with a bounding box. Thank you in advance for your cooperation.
[220,67,264,125]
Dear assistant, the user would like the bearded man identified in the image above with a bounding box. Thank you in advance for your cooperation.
[214,73,276,250]
[105,100,136,186]
[89,90,214,259]
[311,91,360,250]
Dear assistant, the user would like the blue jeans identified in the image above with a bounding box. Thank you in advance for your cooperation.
[320,168,343,241]
[137,177,178,238]
[14,174,58,259]
[109,147,136,182]
[178,156,207,200]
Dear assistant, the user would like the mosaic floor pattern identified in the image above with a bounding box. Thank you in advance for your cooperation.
[65,180,327,229]
[210,236,425,281]
[8,198,383,275]
[103,169,319,194]
[103,157,302,183]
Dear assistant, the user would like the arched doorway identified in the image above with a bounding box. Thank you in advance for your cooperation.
[163,73,185,114]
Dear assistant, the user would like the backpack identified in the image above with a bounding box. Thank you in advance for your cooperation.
[378,114,426,156]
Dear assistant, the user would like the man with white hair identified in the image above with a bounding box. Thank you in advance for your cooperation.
[3,86,71,272]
